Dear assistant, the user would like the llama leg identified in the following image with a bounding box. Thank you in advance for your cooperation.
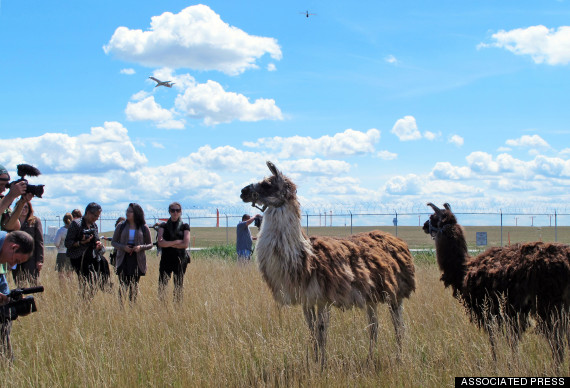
[316,304,331,367]
[366,303,379,359]
[303,305,318,361]
[389,300,404,359]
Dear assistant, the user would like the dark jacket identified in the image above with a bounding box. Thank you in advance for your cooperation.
[18,217,44,271]
[65,217,101,260]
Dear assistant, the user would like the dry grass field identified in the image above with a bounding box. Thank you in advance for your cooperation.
[1,249,567,387]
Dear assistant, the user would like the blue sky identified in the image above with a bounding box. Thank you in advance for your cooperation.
[1,0,570,219]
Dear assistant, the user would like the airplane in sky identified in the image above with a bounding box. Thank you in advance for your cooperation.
[149,77,175,88]
[300,10,316,18]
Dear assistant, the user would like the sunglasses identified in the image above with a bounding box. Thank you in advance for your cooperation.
[169,208,182,213]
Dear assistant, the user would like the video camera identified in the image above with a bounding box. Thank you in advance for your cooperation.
[0,286,44,322]
[6,164,45,198]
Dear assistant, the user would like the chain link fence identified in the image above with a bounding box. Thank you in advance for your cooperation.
[37,209,570,250]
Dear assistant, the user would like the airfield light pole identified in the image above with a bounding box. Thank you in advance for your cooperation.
[530,216,535,227]
[349,210,353,235]
[555,210,558,242]
[500,210,503,247]
[394,211,398,237]
[56,215,60,228]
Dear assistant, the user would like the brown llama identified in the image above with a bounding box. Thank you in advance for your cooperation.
[424,202,570,364]
[240,161,416,364]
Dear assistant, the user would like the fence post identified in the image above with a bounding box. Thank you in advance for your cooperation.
[306,212,309,235]
[555,209,558,242]
[225,214,229,244]
[395,211,398,237]
[349,210,353,235]
[500,210,503,247]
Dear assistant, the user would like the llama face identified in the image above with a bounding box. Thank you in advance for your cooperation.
[240,161,297,209]
[423,202,457,238]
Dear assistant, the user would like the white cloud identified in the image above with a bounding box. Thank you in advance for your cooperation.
[126,96,172,122]
[423,131,440,141]
[391,116,421,141]
[280,159,351,176]
[506,134,549,148]
[466,151,499,173]
[175,79,282,125]
[376,150,398,160]
[188,145,265,172]
[448,134,464,147]
[120,68,136,75]
[267,63,277,71]
[151,142,165,149]
[0,122,147,174]
[384,174,422,195]
[385,55,398,64]
[125,69,281,126]
[131,90,150,101]
[125,96,185,129]
[103,5,282,75]
[430,162,471,180]
[480,25,570,65]
[245,128,380,158]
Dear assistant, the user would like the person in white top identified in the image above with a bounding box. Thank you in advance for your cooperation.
[54,212,73,281]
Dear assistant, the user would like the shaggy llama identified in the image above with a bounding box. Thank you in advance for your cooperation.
[424,202,570,364]
[240,161,416,363]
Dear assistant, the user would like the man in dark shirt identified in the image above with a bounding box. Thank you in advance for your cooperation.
[65,202,105,298]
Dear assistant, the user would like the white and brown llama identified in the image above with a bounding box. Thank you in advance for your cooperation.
[240,161,416,364]
[424,202,570,365]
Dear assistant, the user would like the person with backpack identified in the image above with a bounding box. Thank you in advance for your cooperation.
[157,202,190,303]
[111,204,152,304]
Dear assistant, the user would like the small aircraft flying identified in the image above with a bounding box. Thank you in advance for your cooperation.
[300,10,316,18]
[149,77,175,88]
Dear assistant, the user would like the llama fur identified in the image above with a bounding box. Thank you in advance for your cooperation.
[241,161,416,363]
[424,202,570,364]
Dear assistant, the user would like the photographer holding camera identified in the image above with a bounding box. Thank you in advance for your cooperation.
[0,230,34,360]
[65,202,105,298]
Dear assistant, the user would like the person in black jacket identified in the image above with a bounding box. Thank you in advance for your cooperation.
[65,202,105,298]
[157,202,190,303]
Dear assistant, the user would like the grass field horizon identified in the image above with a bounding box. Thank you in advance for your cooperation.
[92,225,570,249]
[1,248,568,387]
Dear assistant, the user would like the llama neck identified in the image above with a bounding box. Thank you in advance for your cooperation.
[256,200,313,277]
[434,225,468,295]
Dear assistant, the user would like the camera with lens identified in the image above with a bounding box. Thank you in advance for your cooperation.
[254,215,263,228]
[0,286,44,322]
[82,228,96,238]
[6,164,45,198]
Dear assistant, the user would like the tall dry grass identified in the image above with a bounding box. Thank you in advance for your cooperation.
[1,251,566,387]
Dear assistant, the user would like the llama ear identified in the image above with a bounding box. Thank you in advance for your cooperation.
[427,202,442,214]
[267,161,281,177]
[443,203,452,211]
